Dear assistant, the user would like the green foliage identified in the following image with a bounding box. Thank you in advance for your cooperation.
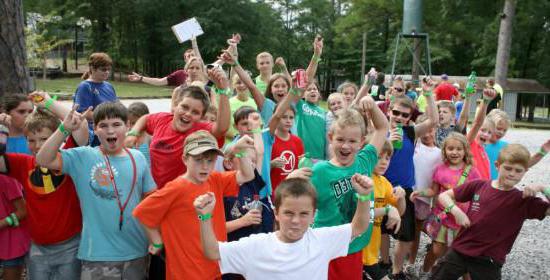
[22,0,550,90]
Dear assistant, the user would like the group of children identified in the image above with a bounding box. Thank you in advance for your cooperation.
[0,32,549,280]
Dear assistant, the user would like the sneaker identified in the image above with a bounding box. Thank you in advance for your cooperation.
[404,264,416,276]
[391,272,411,280]
[418,270,431,280]
[379,261,393,274]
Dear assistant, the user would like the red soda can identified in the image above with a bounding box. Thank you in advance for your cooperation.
[295,69,307,89]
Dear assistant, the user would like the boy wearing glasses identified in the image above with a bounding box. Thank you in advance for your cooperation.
[383,79,438,280]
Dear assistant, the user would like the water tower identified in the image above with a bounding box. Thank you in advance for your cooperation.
[390,0,432,84]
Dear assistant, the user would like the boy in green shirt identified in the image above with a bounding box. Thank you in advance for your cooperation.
[311,95,389,280]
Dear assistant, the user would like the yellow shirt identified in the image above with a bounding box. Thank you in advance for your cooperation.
[362,174,398,265]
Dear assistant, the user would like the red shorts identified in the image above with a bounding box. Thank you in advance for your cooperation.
[328,251,363,280]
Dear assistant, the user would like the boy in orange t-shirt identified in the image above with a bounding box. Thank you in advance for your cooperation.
[133,130,255,280]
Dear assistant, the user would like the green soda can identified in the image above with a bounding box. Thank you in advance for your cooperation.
[298,153,314,168]
[392,124,403,150]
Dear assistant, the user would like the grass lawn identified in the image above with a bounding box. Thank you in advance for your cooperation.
[34,77,173,99]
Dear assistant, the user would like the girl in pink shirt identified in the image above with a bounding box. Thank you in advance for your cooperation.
[411,133,480,275]
[0,174,30,280]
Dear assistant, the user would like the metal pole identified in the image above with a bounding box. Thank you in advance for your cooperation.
[361,32,367,83]
[390,33,401,82]
[74,26,78,70]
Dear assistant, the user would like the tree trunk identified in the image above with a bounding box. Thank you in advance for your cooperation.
[0,0,31,97]
[495,0,516,108]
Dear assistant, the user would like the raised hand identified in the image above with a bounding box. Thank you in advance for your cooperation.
[350,173,374,196]
[275,57,287,68]
[194,192,216,215]
[28,91,50,106]
[127,72,143,82]
[247,112,262,132]
[221,49,238,66]
[286,167,313,180]
[234,134,255,152]
[63,105,91,132]
[482,88,497,101]
[359,95,376,112]
[207,66,230,89]
[422,77,435,92]
[313,35,323,56]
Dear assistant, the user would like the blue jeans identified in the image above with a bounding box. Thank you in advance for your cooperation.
[27,234,81,280]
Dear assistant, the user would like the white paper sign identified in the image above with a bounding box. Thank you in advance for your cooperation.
[171,17,204,43]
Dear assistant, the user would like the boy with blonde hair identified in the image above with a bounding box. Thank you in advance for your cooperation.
[433,144,550,280]
[255,52,274,94]
[311,94,389,280]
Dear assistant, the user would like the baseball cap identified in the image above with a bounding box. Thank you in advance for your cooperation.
[183,131,223,156]
[441,74,449,80]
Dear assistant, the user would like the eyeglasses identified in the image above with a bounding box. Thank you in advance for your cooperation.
[391,109,411,118]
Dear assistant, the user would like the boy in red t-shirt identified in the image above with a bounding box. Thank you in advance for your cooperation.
[267,88,305,198]
[433,144,550,280]
[133,130,255,280]
[125,67,231,190]
[0,91,89,279]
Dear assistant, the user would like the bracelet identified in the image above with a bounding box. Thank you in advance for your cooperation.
[423,91,432,97]
[543,187,550,197]
[537,148,548,157]
[355,193,371,202]
[152,242,164,249]
[384,205,391,215]
[44,95,58,111]
[250,128,262,134]
[10,213,19,227]
[4,216,13,226]
[234,151,247,158]
[126,130,139,137]
[215,88,231,96]
[231,60,240,67]
[58,123,71,137]
[444,203,455,214]
[198,213,212,221]
[290,88,300,96]
[419,190,426,197]
[312,54,321,63]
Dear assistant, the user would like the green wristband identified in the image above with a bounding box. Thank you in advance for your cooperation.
[198,213,212,221]
[543,187,550,197]
[44,95,58,111]
[290,88,300,96]
[152,242,164,249]
[231,60,240,67]
[10,213,19,227]
[5,216,13,226]
[538,148,548,157]
[384,205,391,215]
[312,54,321,63]
[126,130,139,137]
[251,128,262,134]
[215,88,231,96]
[234,151,247,158]
[58,123,71,137]
[419,190,426,197]
[423,91,432,97]
[444,203,455,214]
[355,193,371,202]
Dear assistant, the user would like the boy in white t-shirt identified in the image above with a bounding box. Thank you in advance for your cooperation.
[194,176,375,280]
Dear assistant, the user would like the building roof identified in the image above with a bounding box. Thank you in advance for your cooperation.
[387,75,550,94]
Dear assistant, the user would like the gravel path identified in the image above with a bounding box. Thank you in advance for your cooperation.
[404,128,550,280]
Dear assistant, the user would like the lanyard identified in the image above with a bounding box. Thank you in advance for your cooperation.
[102,148,137,231]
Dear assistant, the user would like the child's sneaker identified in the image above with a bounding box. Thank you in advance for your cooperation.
[404,264,416,277]
[418,270,431,280]
[391,272,410,280]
